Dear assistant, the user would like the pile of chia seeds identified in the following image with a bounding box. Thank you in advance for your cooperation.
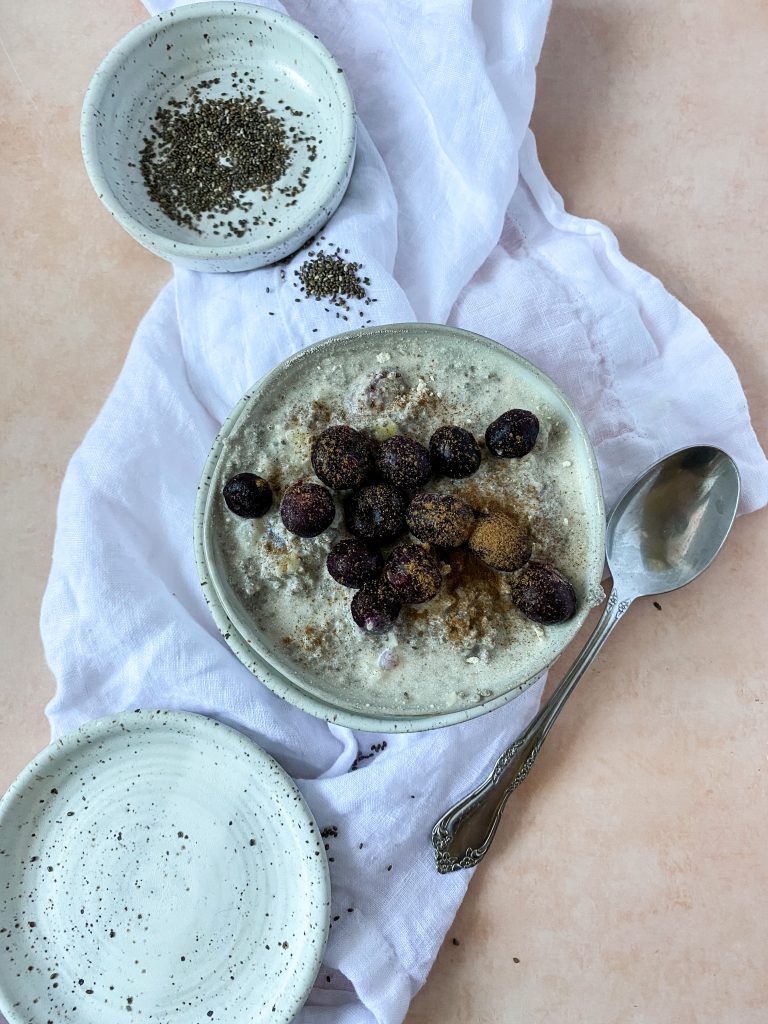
[264,237,378,326]
[292,244,377,320]
[138,72,317,237]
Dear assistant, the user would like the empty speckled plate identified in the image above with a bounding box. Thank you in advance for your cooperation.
[80,2,356,271]
[0,710,330,1024]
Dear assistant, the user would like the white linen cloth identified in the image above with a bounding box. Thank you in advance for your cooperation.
[39,1,768,1022]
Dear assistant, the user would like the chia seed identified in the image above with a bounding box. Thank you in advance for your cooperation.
[294,246,373,311]
[139,73,317,237]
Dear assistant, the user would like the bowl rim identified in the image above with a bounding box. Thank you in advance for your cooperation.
[80,0,357,264]
[193,323,607,733]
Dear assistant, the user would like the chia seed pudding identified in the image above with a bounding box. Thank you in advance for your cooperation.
[206,327,604,720]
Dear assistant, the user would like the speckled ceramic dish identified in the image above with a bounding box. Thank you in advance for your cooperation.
[80,2,356,271]
[194,324,606,732]
[0,710,330,1024]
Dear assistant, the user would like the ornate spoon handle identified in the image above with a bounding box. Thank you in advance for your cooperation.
[431,589,631,873]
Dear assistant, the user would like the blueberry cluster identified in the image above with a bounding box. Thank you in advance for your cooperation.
[221,407,578,633]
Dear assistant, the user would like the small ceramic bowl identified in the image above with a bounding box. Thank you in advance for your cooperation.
[194,324,606,733]
[80,2,356,272]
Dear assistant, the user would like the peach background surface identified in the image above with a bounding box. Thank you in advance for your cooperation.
[1,2,766,1022]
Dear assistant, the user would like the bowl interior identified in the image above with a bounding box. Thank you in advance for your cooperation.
[82,2,354,253]
[197,324,606,731]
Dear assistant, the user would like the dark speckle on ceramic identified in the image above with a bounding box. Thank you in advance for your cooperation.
[80,1,356,272]
[0,710,330,1024]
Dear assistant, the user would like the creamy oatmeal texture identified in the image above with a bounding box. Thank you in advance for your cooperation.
[207,327,604,719]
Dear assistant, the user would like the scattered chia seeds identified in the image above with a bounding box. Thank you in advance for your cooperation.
[139,73,316,237]
[349,740,387,771]
[293,246,374,311]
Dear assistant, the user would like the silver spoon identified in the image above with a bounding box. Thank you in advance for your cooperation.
[432,445,740,873]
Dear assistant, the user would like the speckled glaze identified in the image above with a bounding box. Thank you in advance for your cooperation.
[194,324,606,733]
[80,2,356,271]
[0,710,330,1024]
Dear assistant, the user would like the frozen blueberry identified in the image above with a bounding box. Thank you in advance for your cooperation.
[378,648,400,670]
[311,425,375,490]
[344,483,406,542]
[351,579,402,634]
[280,481,335,538]
[406,492,475,548]
[376,436,432,492]
[326,539,383,588]
[385,543,442,604]
[469,512,532,572]
[429,426,481,478]
[222,473,273,518]
[485,410,539,458]
[360,369,409,412]
[511,562,577,624]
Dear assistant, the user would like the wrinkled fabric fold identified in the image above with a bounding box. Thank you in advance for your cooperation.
[40,1,767,1022]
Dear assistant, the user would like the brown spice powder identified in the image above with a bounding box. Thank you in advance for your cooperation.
[469,512,531,573]
[437,548,513,647]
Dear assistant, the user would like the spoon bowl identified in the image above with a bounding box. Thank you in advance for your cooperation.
[607,446,741,599]
[432,445,741,872]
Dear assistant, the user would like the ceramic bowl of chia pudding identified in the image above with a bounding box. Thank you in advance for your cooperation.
[195,323,606,732]
[80,2,356,272]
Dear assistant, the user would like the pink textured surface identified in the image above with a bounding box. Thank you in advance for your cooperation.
[0,3,766,1022]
